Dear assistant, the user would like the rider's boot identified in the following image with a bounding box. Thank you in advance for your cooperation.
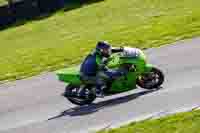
[96,85,106,98]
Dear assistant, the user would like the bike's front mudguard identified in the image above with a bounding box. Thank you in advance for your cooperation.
[144,63,154,73]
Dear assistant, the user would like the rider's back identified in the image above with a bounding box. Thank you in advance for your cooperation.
[80,53,98,76]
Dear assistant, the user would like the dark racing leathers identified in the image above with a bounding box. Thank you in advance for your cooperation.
[80,48,124,94]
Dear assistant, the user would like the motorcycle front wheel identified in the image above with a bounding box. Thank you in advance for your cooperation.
[137,67,164,89]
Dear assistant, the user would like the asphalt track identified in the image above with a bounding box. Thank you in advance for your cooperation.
[0,38,200,133]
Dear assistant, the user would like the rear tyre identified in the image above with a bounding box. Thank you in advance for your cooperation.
[63,84,96,106]
[137,67,164,89]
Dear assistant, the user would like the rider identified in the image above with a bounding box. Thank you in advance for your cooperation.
[80,41,125,97]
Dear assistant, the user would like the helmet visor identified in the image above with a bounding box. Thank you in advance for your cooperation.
[102,48,111,57]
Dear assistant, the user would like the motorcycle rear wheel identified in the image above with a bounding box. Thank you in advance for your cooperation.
[63,84,96,106]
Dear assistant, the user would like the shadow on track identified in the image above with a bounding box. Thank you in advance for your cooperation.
[48,88,161,120]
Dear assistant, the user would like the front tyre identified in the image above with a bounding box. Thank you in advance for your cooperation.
[137,67,164,89]
[63,84,96,106]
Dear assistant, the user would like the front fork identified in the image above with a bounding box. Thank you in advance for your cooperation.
[135,62,153,77]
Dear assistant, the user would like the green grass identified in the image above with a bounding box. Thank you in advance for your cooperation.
[97,109,200,133]
[0,0,7,5]
[1,0,200,83]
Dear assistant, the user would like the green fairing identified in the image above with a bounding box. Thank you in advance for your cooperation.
[56,52,154,93]
[106,52,148,92]
[109,71,137,92]
[55,66,81,85]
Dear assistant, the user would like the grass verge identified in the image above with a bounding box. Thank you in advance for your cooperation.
[1,0,200,83]
[97,109,200,133]
[0,0,7,6]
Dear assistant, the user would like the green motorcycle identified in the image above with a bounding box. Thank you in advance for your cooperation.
[56,49,164,106]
